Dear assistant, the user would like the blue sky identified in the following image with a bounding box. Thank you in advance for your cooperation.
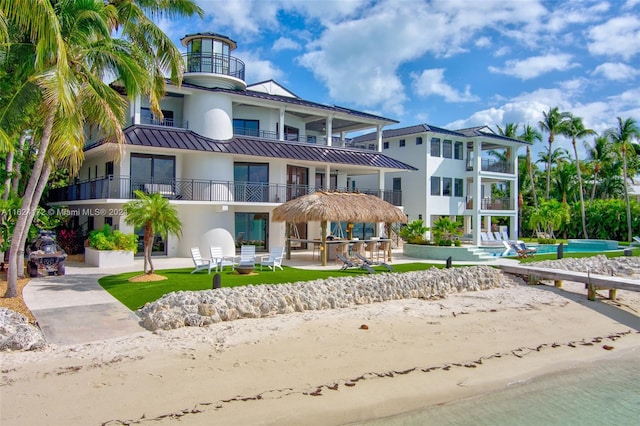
[159,0,640,158]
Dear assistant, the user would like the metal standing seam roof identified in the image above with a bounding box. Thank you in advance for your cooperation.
[87,125,417,171]
[351,123,529,144]
[178,82,399,124]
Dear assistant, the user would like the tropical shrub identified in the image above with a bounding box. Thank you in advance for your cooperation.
[57,228,86,255]
[88,225,137,252]
[399,219,429,244]
[432,217,460,246]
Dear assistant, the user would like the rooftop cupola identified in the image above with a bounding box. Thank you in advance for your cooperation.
[181,32,246,90]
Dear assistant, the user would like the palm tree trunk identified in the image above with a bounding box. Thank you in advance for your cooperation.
[5,111,54,298]
[590,170,598,201]
[622,148,632,242]
[11,132,27,195]
[545,136,553,199]
[16,161,53,277]
[571,139,588,238]
[144,221,153,274]
[3,150,14,200]
[526,146,538,209]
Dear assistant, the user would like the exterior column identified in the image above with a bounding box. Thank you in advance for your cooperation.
[376,125,383,151]
[378,170,385,237]
[279,107,285,141]
[131,94,141,125]
[473,141,482,245]
[326,115,333,146]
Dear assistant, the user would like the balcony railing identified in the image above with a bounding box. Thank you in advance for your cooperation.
[49,176,403,206]
[140,116,189,129]
[183,52,245,81]
[466,197,513,210]
[466,158,513,174]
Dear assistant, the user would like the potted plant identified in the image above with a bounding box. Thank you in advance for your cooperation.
[84,224,138,267]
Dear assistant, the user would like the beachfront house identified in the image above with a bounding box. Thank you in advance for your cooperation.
[350,124,528,246]
[47,32,415,256]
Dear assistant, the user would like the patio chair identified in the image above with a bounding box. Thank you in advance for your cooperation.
[190,247,212,274]
[501,240,514,257]
[517,241,537,254]
[493,231,504,241]
[260,247,285,271]
[510,242,536,258]
[365,240,379,260]
[355,252,393,272]
[336,253,374,274]
[501,230,510,242]
[237,244,256,267]
[210,246,235,272]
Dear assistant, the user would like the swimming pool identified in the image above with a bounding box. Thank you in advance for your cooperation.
[483,239,620,257]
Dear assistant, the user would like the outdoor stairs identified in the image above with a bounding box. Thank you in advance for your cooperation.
[465,246,495,261]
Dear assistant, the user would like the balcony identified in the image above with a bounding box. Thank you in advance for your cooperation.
[466,197,513,210]
[466,158,513,174]
[140,116,189,130]
[183,52,245,81]
[49,176,403,206]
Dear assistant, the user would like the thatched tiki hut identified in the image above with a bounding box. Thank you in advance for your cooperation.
[272,191,407,265]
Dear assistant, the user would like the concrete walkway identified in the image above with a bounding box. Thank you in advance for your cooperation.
[22,250,515,346]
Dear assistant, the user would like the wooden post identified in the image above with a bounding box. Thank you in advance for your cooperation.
[286,222,291,260]
[321,221,327,266]
[608,289,617,300]
[386,222,392,261]
[587,284,597,301]
[528,274,538,285]
[554,280,562,288]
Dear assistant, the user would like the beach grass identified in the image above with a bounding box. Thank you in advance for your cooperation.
[99,262,445,310]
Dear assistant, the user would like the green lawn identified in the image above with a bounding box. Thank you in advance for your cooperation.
[100,249,639,311]
[100,262,445,310]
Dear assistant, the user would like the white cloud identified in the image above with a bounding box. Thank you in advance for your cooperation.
[488,54,579,80]
[593,62,640,81]
[475,37,492,48]
[196,0,281,36]
[272,37,301,51]
[235,51,284,83]
[411,69,479,103]
[493,46,511,57]
[587,15,640,60]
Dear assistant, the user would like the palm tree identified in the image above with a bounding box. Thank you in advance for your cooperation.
[519,124,542,209]
[583,136,615,200]
[562,115,596,238]
[497,122,519,138]
[538,107,571,198]
[1,0,201,297]
[123,190,182,274]
[606,117,640,242]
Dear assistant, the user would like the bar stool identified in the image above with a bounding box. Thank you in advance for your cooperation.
[378,241,390,262]
[351,241,364,258]
[365,240,378,260]
[312,240,321,260]
[335,242,349,263]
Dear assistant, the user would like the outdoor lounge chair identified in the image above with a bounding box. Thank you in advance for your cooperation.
[510,242,536,258]
[354,252,393,272]
[237,244,256,267]
[501,240,514,257]
[633,236,640,245]
[210,246,235,272]
[493,231,504,241]
[501,230,510,242]
[517,241,537,254]
[336,253,374,274]
[190,247,212,274]
[480,232,500,245]
[260,247,284,271]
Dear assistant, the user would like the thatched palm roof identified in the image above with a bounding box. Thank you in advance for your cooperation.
[272,191,406,223]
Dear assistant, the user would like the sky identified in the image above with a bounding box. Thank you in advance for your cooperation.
[158,0,640,159]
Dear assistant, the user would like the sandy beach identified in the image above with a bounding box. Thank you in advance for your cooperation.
[1,279,639,425]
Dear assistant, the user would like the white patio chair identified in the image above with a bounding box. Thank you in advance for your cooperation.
[501,230,510,242]
[210,246,235,272]
[237,245,256,267]
[493,231,503,241]
[190,247,212,274]
[260,247,285,271]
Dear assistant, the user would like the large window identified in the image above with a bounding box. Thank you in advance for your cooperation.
[235,213,268,251]
[233,119,259,137]
[430,176,440,196]
[430,138,441,157]
[141,108,174,127]
[443,140,452,158]
[234,162,269,202]
[442,177,452,196]
[399,139,406,147]
[454,178,463,197]
[454,141,463,160]
[131,154,175,183]
[284,125,299,141]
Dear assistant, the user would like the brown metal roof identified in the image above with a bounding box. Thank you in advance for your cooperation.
[87,125,417,171]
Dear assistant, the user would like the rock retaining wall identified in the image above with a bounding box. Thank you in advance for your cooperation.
[137,266,505,331]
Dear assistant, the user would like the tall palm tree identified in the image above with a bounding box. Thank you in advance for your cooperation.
[2,0,201,297]
[538,107,571,198]
[562,115,595,238]
[497,122,519,138]
[519,124,542,209]
[583,136,615,200]
[123,190,182,274]
[606,117,640,242]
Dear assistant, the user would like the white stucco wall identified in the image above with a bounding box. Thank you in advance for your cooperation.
[184,92,233,139]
